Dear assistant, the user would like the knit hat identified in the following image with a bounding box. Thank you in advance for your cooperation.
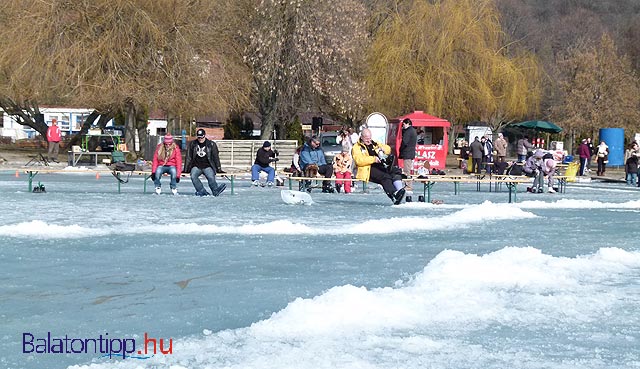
[545,158,557,172]
[196,129,206,138]
[164,134,174,144]
[534,149,544,158]
[263,141,271,148]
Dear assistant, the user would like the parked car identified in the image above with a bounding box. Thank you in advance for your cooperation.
[320,132,341,164]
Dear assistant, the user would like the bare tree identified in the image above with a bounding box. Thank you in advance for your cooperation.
[557,34,640,143]
[0,0,250,152]
[245,0,369,139]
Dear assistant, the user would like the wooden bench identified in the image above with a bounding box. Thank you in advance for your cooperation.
[5,167,567,202]
[286,174,533,203]
[7,167,244,195]
[411,176,532,203]
[286,175,367,192]
[67,151,115,166]
[110,170,246,195]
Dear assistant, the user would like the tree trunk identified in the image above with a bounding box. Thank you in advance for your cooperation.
[125,102,136,154]
[136,116,149,159]
[67,110,100,147]
[166,113,178,134]
[447,125,459,154]
[0,99,47,137]
[260,110,277,140]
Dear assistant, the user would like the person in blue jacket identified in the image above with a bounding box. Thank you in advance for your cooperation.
[300,136,334,193]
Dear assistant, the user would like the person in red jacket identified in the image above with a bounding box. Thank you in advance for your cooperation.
[46,118,62,162]
[152,134,182,195]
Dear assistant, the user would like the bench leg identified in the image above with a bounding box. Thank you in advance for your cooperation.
[506,183,519,203]
[27,171,38,192]
[144,174,151,193]
[422,182,435,202]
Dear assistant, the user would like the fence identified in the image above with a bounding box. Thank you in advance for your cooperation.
[216,140,297,169]
[145,137,298,170]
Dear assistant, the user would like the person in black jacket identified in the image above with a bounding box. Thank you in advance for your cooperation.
[469,136,484,174]
[183,129,226,196]
[251,141,278,186]
[399,118,417,190]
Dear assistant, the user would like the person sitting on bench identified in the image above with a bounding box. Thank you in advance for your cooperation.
[183,128,227,196]
[299,136,334,193]
[523,149,545,193]
[352,128,405,205]
[333,148,353,193]
[152,134,182,195]
[250,141,278,187]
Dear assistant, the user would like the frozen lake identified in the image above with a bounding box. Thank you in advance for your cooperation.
[0,171,639,369]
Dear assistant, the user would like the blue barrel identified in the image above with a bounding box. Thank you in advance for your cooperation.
[562,155,574,164]
[599,128,624,166]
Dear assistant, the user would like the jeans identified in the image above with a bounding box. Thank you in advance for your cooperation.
[531,171,544,189]
[579,158,588,176]
[251,164,275,182]
[597,157,606,175]
[517,154,526,163]
[627,172,637,186]
[190,166,218,195]
[154,166,177,189]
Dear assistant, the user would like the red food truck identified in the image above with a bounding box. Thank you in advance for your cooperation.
[387,111,451,171]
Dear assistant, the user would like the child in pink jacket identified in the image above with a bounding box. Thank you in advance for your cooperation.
[333,149,353,193]
[152,134,182,195]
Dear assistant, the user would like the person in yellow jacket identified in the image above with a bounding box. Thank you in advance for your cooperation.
[352,128,406,205]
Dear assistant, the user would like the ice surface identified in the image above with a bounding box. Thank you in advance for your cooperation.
[0,172,638,369]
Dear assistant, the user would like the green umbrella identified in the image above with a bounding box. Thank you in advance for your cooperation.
[510,120,563,133]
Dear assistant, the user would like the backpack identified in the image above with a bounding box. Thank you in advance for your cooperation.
[109,157,136,183]
[506,163,524,176]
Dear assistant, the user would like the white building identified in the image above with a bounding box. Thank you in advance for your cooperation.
[0,107,114,141]
[0,107,173,142]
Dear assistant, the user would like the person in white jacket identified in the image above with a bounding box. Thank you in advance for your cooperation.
[596,141,609,176]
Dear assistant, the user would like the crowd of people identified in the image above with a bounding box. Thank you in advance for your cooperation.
[285,125,407,204]
[456,133,624,193]
[148,122,415,204]
[147,124,639,201]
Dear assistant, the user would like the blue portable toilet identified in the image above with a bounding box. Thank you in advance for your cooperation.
[599,128,624,166]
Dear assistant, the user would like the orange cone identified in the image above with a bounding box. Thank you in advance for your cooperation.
[96,172,100,180]
[15,170,19,178]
